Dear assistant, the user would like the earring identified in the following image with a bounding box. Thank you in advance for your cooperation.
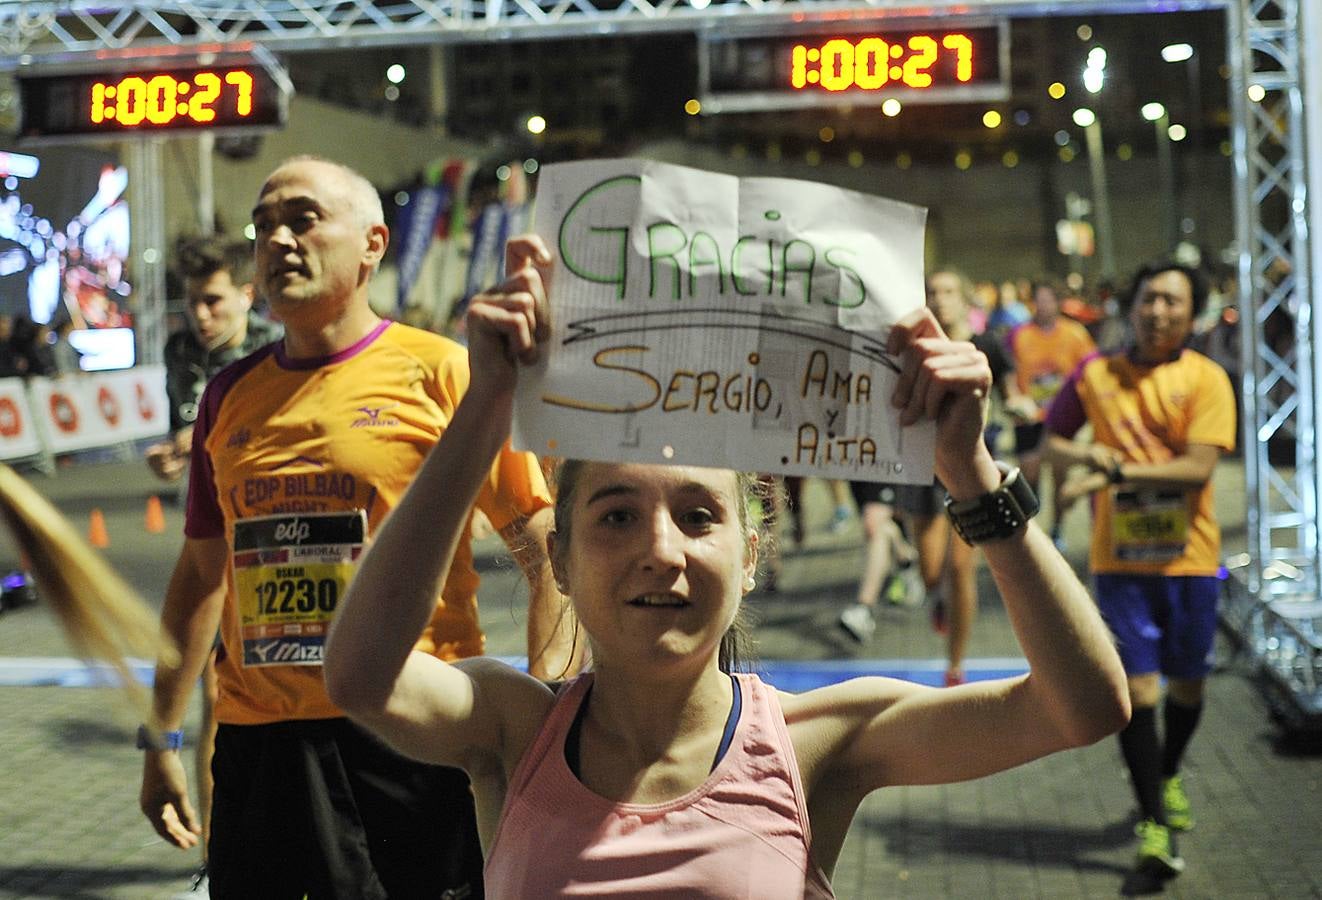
[744,574,756,592]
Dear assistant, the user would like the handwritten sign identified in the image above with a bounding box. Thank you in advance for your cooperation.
[512,159,935,484]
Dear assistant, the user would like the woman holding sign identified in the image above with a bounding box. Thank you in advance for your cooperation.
[324,235,1130,897]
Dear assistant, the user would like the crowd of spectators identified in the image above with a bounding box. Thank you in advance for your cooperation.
[0,312,84,379]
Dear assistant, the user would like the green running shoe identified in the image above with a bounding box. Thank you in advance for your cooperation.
[883,572,908,606]
[1134,818,1185,879]
[1162,774,1194,831]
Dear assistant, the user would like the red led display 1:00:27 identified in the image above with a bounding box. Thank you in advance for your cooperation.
[89,70,256,127]
[791,34,975,91]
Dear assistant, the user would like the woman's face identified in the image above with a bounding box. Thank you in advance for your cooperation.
[553,462,754,674]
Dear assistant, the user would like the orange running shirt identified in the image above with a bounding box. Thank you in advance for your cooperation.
[186,321,551,724]
[1009,319,1097,418]
[1044,348,1235,576]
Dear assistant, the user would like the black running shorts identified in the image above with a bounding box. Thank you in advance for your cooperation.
[208,718,482,900]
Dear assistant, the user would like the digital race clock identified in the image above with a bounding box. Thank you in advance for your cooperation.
[16,64,287,141]
[700,20,1009,113]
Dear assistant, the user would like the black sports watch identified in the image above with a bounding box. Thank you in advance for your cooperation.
[944,462,1040,545]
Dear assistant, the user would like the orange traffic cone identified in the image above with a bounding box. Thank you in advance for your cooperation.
[145,495,166,534]
[88,508,110,548]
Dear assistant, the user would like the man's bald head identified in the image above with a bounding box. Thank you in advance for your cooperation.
[251,156,390,333]
[264,155,384,229]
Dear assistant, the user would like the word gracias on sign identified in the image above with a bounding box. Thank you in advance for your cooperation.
[558,176,866,306]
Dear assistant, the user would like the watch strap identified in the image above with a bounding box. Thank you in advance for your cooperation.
[944,462,1040,545]
[136,724,185,751]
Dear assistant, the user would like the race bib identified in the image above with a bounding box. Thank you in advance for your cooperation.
[1029,372,1063,408]
[232,510,366,668]
[1111,489,1189,562]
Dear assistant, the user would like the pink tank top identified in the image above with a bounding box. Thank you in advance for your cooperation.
[483,672,835,899]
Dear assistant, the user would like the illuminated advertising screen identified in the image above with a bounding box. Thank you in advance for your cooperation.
[0,146,135,370]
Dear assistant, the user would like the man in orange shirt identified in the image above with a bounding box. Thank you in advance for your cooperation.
[1008,280,1096,544]
[1045,261,1235,882]
[139,157,573,899]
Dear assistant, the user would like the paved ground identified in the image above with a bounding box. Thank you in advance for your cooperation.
[0,456,1318,899]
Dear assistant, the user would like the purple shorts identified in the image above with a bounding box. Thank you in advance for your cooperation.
[1093,574,1220,679]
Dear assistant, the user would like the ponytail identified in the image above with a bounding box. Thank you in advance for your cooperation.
[0,465,176,714]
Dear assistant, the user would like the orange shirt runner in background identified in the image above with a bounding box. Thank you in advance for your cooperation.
[1009,318,1097,419]
[1044,348,1237,576]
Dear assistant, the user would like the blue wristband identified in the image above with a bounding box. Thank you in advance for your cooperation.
[136,725,184,751]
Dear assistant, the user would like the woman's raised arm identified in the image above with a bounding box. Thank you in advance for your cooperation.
[324,236,556,767]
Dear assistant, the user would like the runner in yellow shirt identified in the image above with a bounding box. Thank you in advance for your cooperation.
[139,157,574,899]
[1046,261,1235,882]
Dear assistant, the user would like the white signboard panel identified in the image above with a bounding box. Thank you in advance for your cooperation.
[513,159,934,483]
[28,365,169,453]
[0,378,42,460]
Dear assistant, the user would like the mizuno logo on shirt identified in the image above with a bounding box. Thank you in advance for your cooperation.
[351,404,400,428]
[248,639,324,664]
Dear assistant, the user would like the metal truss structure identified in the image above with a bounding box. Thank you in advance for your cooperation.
[124,138,166,371]
[0,1,1231,61]
[1,0,1318,726]
[1223,0,1320,731]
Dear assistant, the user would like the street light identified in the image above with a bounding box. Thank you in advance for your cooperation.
[1161,43,1194,63]
[1069,45,1115,279]
[1073,102,1116,280]
[1162,42,1202,240]
[1083,47,1107,94]
[1142,101,1178,251]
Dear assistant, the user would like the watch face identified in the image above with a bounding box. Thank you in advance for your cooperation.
[1008,467,1041,519]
